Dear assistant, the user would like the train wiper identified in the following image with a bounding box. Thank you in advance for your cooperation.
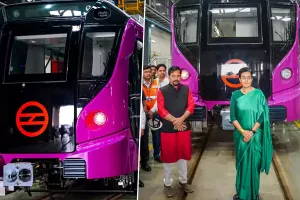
[279,37,293,52]
[174,24,198,61]
[89,51,116,91]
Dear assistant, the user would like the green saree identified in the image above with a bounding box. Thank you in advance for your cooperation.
[230,89,273,200]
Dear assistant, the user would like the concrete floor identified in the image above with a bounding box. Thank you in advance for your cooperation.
[186,125,284,200]
[272,122,300,200]
[139,122,208,200]
[138,122,295,200]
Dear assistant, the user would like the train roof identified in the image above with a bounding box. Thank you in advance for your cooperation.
[174,0,298,7]
[0,0,142,27]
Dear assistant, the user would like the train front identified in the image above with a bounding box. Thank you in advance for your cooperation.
[171,0,300,123]
[0,0,139,194]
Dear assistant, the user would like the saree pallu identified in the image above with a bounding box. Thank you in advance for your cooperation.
[231,89,273,200]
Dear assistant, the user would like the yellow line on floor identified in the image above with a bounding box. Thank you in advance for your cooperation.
[293,121,300,128]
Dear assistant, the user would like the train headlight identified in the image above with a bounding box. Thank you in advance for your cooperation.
[181,70,190,80]
[86,111,107,129]
[281,68,292,79]
[93,112,107,126]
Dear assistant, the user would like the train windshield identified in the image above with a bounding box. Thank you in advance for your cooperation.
[80,31,117,79]
[5,32,68,83]
[208,5,262,44]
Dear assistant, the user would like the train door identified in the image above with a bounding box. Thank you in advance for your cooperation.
[129,40,143,144]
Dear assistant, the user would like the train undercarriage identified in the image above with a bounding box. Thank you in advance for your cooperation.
[1,158,137,197]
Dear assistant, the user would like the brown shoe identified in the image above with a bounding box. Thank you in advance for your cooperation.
[164,185,174,198]
[178,182,194,193]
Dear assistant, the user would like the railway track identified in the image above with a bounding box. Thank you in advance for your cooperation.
[176,122,290,200]
[33,192,130,200]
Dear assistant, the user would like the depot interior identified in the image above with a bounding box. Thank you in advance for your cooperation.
[140,1,300,200]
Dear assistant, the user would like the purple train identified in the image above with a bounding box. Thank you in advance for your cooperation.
[0,0,142,194]
[171,0,300,124]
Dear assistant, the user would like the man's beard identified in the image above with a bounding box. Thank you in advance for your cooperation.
[172,80,179,86]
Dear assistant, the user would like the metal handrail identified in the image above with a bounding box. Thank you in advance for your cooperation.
[148,56,172,68]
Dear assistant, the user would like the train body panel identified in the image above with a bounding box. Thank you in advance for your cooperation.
[171,0,300,122]
[0,0,143,191]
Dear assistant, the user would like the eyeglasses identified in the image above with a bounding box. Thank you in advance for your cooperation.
[240,77,252,81]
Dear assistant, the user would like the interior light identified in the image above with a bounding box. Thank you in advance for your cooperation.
[73,10,82,16]
[45,5,52,9]
[62,10,72,17]
[50,10,60,16]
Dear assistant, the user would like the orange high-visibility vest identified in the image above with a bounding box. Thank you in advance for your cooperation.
[142,79,158,111]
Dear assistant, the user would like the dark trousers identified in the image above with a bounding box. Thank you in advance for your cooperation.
[140,121,149,166]
[151,113,161,157]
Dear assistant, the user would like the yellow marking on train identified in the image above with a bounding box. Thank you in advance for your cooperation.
[293,120,300,128]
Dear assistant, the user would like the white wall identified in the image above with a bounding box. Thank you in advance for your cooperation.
[236,19,258,37]
[150,27,171,59]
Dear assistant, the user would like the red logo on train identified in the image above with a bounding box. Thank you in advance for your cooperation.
[16,101,49,137]
[221,59,246,88]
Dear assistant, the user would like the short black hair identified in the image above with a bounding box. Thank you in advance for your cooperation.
[168,66,181,76]
[157,64,167,71]
[143,65,151,70]
[238,67,252,78]
[150,65,157,69]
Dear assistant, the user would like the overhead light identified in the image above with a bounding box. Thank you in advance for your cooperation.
[224,8,238,13]
[151,24,155,27]
[45,5,52,9]
[240,8,251,12]
[281,17,291,21]
[151,40,155,43]
[50,10,60,16]
[210,9,220,14]
[62,10,72,17]
[72,26,81,32]
[73,10,82,16]
[156,3,161,6]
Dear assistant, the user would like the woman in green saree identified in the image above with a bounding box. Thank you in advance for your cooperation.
[230,67,273,200]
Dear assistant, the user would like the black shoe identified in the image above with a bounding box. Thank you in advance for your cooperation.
[233,194,240,200]
[141,164,151,171]
[154,156,163,163]
[139,180,144,187]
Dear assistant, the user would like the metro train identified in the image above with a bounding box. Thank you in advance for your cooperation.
[172,0,300,125]
[0,0,142,195]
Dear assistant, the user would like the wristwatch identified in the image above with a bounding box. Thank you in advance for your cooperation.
[251,130,256,134]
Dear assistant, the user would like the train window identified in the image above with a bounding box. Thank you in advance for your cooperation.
[208,6,262,44]
[8,34,67,75]
[80,32,116,79]
[178,9,198,44]
[271,8,292,42]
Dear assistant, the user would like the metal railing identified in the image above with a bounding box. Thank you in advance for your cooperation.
[149,56,172,70]
[146,0,172,19]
